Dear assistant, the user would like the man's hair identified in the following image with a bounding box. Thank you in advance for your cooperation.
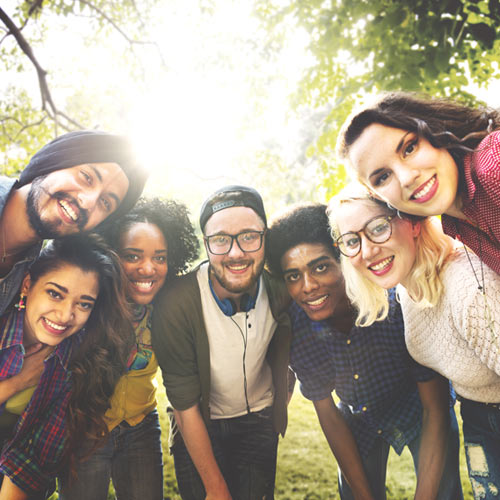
[266,202,339,277]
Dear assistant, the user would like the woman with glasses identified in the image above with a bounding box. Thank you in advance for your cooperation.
[59,198,199,500]
[328,184,500,499]
[336,91,500,275]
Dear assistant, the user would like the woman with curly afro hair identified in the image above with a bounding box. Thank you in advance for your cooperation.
[59,197,199,500]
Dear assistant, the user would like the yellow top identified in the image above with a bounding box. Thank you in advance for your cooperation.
[6,385,36,415]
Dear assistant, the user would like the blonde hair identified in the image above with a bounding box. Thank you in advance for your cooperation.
[327,184,455,326]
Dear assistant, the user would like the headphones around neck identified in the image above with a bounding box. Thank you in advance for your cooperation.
[209,278,259,317]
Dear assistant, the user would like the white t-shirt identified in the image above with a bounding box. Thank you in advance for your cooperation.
[197,262,276,418]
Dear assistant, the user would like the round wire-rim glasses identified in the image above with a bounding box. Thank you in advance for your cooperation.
[205,230,266,255]
[334,215,395,257]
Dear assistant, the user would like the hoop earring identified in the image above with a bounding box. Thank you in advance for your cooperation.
[15,293,26,310]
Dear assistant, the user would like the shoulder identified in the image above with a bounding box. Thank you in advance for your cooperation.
[154,268,201,309]
[263,270,291,315]
[472,131,500,178]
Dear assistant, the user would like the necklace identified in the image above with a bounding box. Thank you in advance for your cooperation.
[454,220,496,338]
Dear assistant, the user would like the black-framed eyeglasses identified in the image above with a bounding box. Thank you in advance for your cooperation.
[334,215,395,257]
[204,230,266,255]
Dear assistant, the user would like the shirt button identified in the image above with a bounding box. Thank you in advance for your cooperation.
[362,406,367,412]
[354,374,359,380]
[346,339,351,345]
[377,429,383,434]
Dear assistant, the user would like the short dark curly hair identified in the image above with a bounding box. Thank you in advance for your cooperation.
[266,202,339,277]
[98,197,199,279]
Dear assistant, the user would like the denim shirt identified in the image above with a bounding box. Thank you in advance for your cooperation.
[0,177,41,315]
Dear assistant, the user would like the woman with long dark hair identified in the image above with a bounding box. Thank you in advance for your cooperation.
[0,234,133,500]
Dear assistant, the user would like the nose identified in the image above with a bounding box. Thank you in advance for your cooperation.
[302,272,319,294]
[360,234,381,261]
[227,238,245,259]
[138,259,155,275]
[77,188,100,210]
[55,300,75,323]
[395,163,420,189]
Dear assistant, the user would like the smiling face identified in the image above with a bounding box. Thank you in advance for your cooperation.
[22,264,99,347]
[119,222,168,305]
[204,206,265,300]
[348,123,460,217]
[336,199,419,289]
[281,242,349,322]
[26,162,129,238]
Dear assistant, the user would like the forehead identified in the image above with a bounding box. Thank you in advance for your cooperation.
[120,222,167,248]
[37,264,99,296]
[348,123,407,177]
[204,206,265,234]
[282,242,336,270]
[336,199,390,232]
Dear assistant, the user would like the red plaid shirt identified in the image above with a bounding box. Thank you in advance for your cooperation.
[0,309,83,495]
[442,131,500,275]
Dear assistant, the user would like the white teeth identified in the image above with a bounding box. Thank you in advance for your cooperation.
[228,264,248,270]
[59,200,78,221]
[370,257,393,271]
[307,295,328,306]
[44,318,66,331]
[413,176,436,200]
[134,281,153,290]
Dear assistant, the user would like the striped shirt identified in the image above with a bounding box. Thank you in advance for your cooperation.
[0,309,82,494]
[289,289,437,457]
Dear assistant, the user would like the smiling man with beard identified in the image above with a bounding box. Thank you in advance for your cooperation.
[0,130,148,315]
[152,185,291,500]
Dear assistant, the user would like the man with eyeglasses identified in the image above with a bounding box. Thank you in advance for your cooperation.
[152,185,291,500]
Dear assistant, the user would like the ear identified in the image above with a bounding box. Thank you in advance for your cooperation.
[411,220,421,238]
[21,274,32,295]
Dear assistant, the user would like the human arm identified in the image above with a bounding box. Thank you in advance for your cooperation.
[414,376,450,500]
[174,404,232,500]
[0,476,28,500]
[0,344,51,405]
[313,396,374,500]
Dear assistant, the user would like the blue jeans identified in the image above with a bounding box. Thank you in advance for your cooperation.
[460,398,500,500]
[338,407,463,500]
[172,407,278,500]
[58,410,163,500]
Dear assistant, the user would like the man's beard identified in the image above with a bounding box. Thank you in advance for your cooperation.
[209,257,265,295]
[26,176,88,238]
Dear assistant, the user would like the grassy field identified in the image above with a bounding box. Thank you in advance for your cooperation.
[50,378,474,499]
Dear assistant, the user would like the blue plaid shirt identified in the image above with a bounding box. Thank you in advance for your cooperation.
[289,289,437,457]
[0,309,84,494]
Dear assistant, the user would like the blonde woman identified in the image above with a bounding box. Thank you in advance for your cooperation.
[328,185,500,499]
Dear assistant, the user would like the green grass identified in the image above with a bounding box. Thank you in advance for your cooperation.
[49,378,474,499]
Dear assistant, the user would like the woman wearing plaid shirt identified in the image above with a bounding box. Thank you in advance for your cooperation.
[0,235,133,499]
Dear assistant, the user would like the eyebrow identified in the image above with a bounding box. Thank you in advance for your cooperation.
[89,165,122,207]
[282,255,331,275]
[368,131,412,183]
[46,282,96,302]
[122,247,167,253]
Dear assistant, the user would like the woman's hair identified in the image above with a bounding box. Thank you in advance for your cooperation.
[99,197,199,281]
[30,235,135,469]
[266,202,339,277]
[337,91,500,186]
[327,184,455,326]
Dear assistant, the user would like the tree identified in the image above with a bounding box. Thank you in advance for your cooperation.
[0,0,162,175]
[255,0,500,194]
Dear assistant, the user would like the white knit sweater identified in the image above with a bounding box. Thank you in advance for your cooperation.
[399,248,500,403]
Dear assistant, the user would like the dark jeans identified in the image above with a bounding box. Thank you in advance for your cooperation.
[460,398,500,500]
[172,407,278,500]
[58,410,163,500]
[338,407,463,500]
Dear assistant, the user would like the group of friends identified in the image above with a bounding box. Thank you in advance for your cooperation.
[0,91,498,500]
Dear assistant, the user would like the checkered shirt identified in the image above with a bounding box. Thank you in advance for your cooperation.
[0,309,82,494]
[442,130,500,275]
[289,289,437,457]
